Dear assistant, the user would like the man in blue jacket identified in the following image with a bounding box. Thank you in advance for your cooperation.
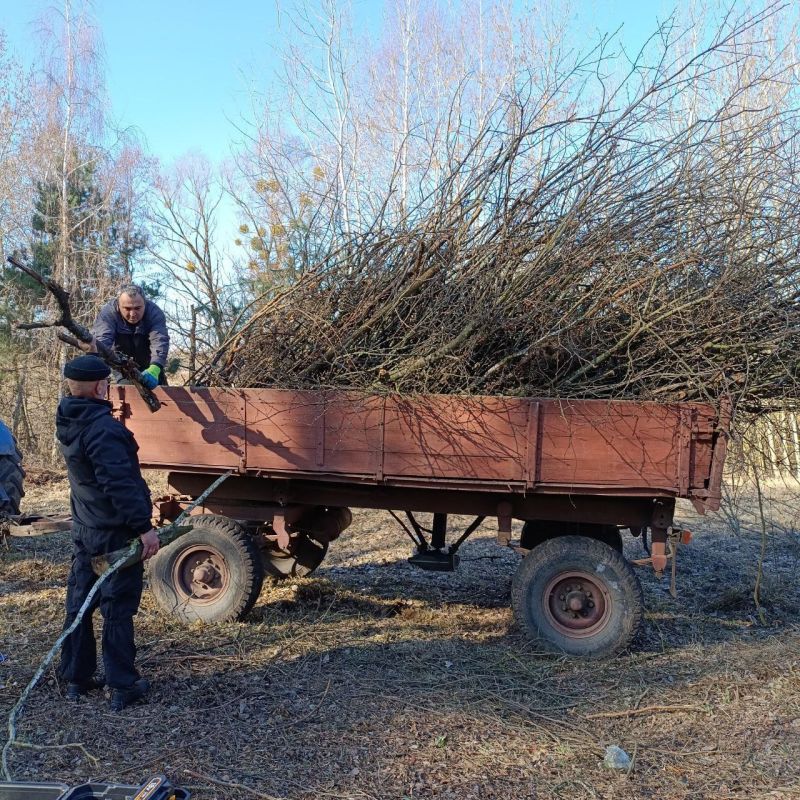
[92,285,170,388]
[56,355,160,711]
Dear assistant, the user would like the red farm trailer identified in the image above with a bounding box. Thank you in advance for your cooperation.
[113,385,729,657]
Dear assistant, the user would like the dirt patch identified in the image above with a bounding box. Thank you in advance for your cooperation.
[1,479,799,799]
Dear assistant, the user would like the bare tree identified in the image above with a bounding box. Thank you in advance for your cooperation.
[147,155,246,372]
[0,1,150,462]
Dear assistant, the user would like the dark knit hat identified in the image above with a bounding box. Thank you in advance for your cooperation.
[63,355,111,381]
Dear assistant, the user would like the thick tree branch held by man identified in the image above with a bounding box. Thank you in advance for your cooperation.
[7,256,161,412]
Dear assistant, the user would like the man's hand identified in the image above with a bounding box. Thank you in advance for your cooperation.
[140,364,161,389]
[139,528,160,560]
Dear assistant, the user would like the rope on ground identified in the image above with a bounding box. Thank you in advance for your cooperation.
[1,471,232,780]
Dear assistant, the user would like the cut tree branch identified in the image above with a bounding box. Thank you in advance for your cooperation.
[7,256,161,412]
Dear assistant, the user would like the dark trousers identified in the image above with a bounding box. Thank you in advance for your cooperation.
[59,525,144,689]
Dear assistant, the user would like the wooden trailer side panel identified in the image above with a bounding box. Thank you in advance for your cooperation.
[381,395,530,482]
[537,400,681,491]
[116,387,721,500]
[243,393,531,483]
[244,392,383,476]
[120,386,246,471]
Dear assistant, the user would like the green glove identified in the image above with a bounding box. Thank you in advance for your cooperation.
[141,364,161,388]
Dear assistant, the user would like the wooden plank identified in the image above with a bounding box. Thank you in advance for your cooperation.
[315,405,325,467]
[8,515,72,537]
[689,437,714,489]
[375,398,386,481]
[537,400,681,489]
[702,400,731,509]
[379,394,528,482]
[524,401,540,489]
[382,452,525,481]
[245,394,324,450]
[126,387,245,469]
[243,391,383,475]
[677,406,691,496]
[382,395,528,459]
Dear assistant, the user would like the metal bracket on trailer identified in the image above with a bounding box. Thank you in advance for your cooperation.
[397,511,488,572]
[631,528,692,595]
[269,512,292,550]
[496,501,513,546]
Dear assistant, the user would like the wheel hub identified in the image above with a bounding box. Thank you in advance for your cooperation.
[544,571,611,638]
[192,562,217,585]
[172,546,230,603]
[565,590,588,613]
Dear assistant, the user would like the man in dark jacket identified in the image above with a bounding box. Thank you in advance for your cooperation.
[92,285,169,388]
[56,354,160,711]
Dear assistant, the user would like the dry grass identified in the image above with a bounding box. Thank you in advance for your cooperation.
[2,477,800,799]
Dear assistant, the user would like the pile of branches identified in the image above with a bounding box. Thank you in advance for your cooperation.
[201,9,800,413]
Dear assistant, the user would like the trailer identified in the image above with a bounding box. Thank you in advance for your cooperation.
[114,385,729,657]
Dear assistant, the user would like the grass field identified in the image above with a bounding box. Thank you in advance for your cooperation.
[1,472,799,799]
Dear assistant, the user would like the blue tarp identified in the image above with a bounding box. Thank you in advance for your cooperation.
[0,420,15,456]
[0,421,16,506]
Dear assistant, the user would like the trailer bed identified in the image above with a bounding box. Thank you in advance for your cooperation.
[114,387,726,511]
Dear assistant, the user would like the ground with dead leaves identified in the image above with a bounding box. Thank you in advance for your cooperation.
[1,472,799,800]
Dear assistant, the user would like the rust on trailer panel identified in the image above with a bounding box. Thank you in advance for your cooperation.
[114,386,722,502]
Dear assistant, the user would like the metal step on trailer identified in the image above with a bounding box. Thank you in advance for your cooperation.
[0,775,189,800]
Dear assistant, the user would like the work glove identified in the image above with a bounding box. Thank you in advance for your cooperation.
[140,364,161,389]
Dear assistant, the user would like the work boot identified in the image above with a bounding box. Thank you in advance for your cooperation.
[64,675,105,701]
[109,678,150,712]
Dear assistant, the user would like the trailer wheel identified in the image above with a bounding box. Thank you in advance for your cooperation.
[262,533,328,579]
[148,514,264,623]
[511,535,643,657]
[0,431,25,517]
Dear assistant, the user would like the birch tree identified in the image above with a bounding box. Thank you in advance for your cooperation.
[0,1,150,461]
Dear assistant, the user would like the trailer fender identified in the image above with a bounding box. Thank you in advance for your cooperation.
[520,520,623,553]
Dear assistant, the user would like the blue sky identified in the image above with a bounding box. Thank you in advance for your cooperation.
[1,0,672,165]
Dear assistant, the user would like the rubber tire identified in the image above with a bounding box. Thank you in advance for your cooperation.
[262,533,328,579]
[521,521,623,553]
[511,535,643,658]
[148,514,264,623]
[0,440,25,517]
